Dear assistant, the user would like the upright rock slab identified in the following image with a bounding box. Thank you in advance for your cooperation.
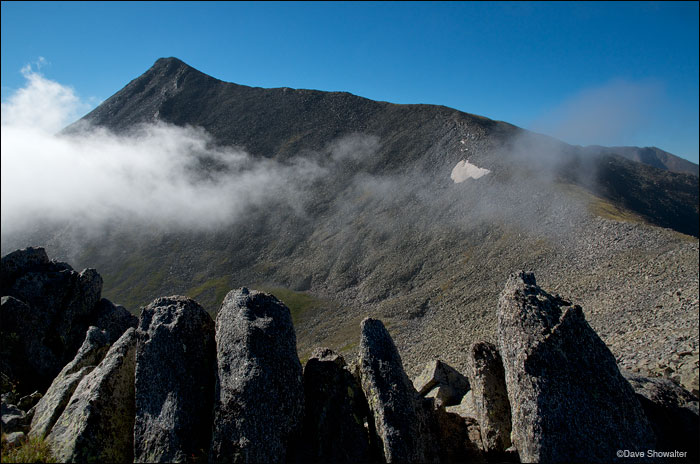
[357,317,438,463]
[46,328,137,463]
[300,348,372,463]
[209,288,304,464]
[497,272,655,463]
[134,296,216,463]
[30,327,112,439]
[466,341,511,454]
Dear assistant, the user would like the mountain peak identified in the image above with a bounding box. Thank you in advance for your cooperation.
[69,56,220,133]
[145,56,205,82]
[150,57,191,73]
[153,56,186,66]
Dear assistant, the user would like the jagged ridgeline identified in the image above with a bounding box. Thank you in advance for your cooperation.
[1,249,697,462]
[1,57,698,414]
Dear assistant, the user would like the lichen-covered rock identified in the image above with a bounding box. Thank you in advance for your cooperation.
[134,296,216,463]
[47,328,137,463]
[209,288,304,464]
[300,347,372,463]
[29,327,112,439]
[466,341,511,454]
[624,373,699,462]
[413,360,469,407]
[357,317,438,463]
[497,272,655,463]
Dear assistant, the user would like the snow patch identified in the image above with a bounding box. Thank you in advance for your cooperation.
[450,159,490,183]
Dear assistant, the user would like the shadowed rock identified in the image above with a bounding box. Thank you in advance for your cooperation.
[0,295,57,392]
[1,247,108,393]
[30,327,111,439]
[1,403,26,434]
[17,391,42,411]
[46,328,137,463]
[91,298,138,341]
[624,372,699,462]
[497,271,655,463]
[413,359,469,407]
[209,288,304,464]
[300,347,372,463]
[134,296,216,463]
[357,317,438,463]
[446,390,478,420]
[1,247,51,291]
[466,341,511,454]
[431,403,485,463]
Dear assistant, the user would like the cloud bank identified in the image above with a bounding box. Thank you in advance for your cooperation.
[1,64,327,239]
[1,60,589,260]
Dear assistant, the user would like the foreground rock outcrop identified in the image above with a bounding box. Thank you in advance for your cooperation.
[4,249,697,463]
[300,348,374,463]
[29,327,112,439]
[134,296,216,463]
[466,341,511,455]
[209,288,304,464]
[0,247,136,394]
[497,271,656,463]
[46,328,137,463]
[357,317,439,463]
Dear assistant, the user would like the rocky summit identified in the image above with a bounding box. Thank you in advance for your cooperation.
[0,248,698,462]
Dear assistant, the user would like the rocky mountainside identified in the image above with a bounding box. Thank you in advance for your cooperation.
[3,57,698,401]
[69,57,698,236]
[2,251,697,462]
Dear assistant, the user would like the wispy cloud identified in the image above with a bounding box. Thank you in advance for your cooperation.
[530,79,664,147]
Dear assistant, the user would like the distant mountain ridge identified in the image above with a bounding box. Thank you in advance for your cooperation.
[580,145,698,176]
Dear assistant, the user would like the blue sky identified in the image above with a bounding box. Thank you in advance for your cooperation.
[2,1,698,163]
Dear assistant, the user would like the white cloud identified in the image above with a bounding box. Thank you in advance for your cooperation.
[0,64,327,238]
[2,58,91,133]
